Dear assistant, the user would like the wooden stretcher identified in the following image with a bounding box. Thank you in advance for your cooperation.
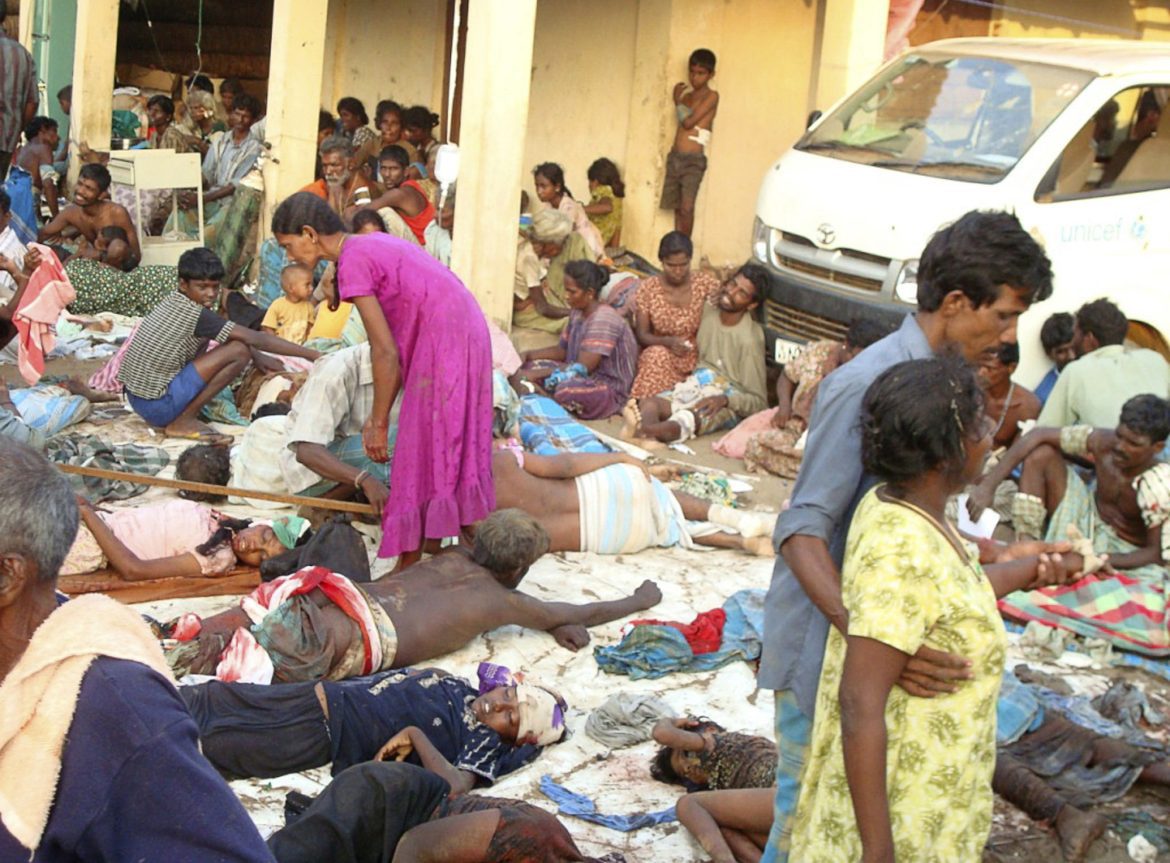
[58,565,261,604]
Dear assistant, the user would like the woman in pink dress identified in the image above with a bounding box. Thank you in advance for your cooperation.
[273,192,494,566]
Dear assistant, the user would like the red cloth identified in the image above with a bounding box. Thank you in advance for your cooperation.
[13,244,74,383]
[398,180,436,244]
[629,608,726,654]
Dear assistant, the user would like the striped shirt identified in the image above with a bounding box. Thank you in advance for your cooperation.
[280,343,374,493]
[117,292,234,399]
[202,131,262,190]
[0,36,36,153]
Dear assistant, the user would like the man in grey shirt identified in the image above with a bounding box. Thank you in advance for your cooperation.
[757,211,1054,862]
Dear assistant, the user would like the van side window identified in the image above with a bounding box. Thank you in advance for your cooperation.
[1037,86,1169,201]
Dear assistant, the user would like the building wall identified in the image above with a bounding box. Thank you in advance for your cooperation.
[991,0,1141,39]
[316,0,825,267]
[320,0,446,122]
[523,0,819,268]
[912,0,1170,44]
[521,0,638,220]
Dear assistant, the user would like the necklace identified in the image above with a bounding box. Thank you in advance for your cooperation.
[877,486,972,565]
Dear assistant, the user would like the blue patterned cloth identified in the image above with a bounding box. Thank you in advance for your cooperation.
[996,672,1045,746]
[593,588,765,679]
[539,775,675,831]
[4,165,37,244]
[9,385,91,436]
[518,394,611,455]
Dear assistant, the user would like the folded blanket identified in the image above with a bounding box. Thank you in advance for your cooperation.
[0,595,174,850]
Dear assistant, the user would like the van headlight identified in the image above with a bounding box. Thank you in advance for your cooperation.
[752,217,769,263]
[893,259,919,304]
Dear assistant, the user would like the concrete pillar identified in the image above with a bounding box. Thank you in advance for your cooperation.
[448,0,537,329]
[68,0,118,185]
[814,0,889,111]
[261,0,329,238]
[1131,0,1170,41]
[18,0,34,51]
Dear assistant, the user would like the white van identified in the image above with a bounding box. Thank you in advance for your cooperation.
[751,38,1170,385]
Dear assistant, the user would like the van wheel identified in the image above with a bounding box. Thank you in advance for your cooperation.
[1126,320,1170,362]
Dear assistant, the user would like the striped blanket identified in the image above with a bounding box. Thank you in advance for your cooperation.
[999,466,1170,655]
[576,463,691,554]
[519,394,611,455]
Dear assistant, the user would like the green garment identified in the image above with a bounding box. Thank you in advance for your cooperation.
[65,258,177,317]
[544,232,592,309]
[1037,344,1170,429]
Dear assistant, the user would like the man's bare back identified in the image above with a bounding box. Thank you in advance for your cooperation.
[16,142,53,186]
[372,550,541,665]
[491,450,582,551]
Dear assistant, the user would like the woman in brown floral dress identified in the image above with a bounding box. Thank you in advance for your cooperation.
[630,231,720,398]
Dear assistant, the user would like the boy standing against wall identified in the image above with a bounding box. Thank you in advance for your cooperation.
[661,49,719,237]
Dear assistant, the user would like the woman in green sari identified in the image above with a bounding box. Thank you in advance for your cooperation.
[513,208,592,333]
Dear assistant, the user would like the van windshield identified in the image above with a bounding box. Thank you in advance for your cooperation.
[797,53,1094,183]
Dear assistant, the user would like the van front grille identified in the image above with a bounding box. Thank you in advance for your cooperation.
[775,255,885,292]
[773,231,891,293]
[764,300,849,343]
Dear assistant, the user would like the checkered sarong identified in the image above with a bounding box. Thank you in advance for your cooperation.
[999,467,1170,656]
[45,434,170,501]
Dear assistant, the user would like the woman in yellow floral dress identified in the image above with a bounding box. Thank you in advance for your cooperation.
[790,357,1084,863]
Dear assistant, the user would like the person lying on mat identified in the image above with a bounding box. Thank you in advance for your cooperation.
[63,496,309,581]
[165,509,662,683]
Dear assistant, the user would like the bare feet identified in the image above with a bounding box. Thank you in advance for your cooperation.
[164,418,233,445]
[1054,805,1107,862]
[648,462,684,481]
[61,377,119,403]
[619,398,641,440]
[619,400,665,451]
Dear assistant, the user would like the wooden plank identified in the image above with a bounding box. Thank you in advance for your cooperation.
[55,463,377,515]
[58,566,260,603]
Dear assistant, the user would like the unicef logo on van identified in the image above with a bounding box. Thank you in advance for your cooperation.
[815,223,837,247]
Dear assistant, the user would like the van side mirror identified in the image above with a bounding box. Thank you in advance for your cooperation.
[806,110,823,130]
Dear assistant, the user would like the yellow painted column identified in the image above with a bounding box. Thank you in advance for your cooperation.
[1132,0,1170,41]
[68,0,118,185]
[261,0,329,238]
[448,0,537,329]
[814,0,889,110]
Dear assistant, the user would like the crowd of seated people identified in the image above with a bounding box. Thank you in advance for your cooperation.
[6,66,1170,863]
